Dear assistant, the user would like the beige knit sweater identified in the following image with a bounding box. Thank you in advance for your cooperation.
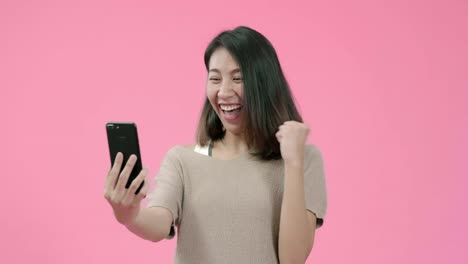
[146,144,327,263]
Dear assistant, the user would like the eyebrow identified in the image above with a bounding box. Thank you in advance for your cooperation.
[208,68,241,74]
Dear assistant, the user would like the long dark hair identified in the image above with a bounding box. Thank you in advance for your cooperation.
[196,26,303,160]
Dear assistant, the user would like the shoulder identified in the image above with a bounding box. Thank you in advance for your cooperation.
[163,143,196,160]
[158,145,195,172]
[181,143,197,149]
[304,143,324,162]
[303,144,326,180]
[165,144,193,154]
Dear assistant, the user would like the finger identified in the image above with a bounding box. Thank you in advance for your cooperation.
[104,152,123,194]
[125,179,148,207]
[135,179,150,203]
[133,168,148,195]
[114,154,137,198]
[111,152,124,189]
[122,167,148,205]
[275,131,282,142]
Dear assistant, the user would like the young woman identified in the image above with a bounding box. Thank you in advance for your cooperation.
[104,26,327,264]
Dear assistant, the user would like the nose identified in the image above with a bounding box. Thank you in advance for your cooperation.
[218,80,236,98]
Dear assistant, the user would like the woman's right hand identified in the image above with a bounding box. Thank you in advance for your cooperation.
[104,152,149,227]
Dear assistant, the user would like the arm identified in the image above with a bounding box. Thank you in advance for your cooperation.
[104,153,175,243]
[275,121,325,263]
[278,162,317,264]
[125,207,173,242]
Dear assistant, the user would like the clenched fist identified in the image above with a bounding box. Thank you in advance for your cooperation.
[275,121,310,165]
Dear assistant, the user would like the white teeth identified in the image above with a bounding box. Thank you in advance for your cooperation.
[220,104,241,111]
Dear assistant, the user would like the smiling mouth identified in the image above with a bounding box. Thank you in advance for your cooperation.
[219,104,242,113]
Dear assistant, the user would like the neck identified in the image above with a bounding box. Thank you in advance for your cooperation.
[219,131,248,154]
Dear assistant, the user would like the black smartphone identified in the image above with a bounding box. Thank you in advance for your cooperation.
[106,122,144,194]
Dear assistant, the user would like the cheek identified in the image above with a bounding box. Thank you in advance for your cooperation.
[206,84,217,104]
[235,84,244,98]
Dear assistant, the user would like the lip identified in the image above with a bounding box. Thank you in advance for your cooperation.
[218,104,242,111]
[218,103,242,106]
[220,106,242,122]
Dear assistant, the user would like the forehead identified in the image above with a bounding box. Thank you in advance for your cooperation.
[208,47,240,72]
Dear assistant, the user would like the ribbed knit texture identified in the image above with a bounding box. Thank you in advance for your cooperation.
[146,144,327,264]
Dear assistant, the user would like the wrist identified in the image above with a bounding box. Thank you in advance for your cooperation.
[284,159,304,171]
[121,208,141,228]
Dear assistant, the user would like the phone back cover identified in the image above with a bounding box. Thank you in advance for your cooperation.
[106,122,143,189]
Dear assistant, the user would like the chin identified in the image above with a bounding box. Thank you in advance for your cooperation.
[223,126,243,135]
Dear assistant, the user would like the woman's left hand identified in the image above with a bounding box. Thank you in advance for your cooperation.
[275,121,310,165]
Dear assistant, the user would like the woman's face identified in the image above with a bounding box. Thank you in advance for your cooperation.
[206,47,244,135]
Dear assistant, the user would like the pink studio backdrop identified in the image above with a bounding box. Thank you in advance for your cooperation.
[2,0,467,263]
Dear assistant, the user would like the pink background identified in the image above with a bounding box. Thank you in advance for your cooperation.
[2,0,467,263]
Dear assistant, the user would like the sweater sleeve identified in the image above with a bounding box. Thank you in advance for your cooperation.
[303,144,328,228]
[146,146,184,239]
